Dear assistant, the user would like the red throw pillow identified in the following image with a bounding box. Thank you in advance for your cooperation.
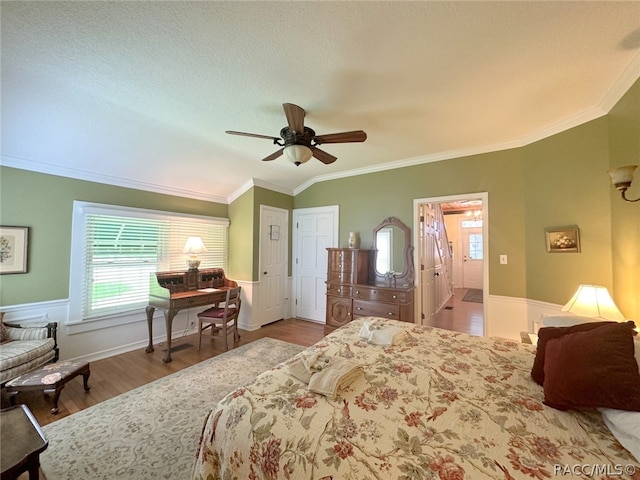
[542,322,640,411]
[531,321,615,385]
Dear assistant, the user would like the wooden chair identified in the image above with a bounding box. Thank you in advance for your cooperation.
[197,286,241,351]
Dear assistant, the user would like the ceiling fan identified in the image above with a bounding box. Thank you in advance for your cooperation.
[226,103,367,166]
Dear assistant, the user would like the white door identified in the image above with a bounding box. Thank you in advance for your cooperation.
[462,227,483,289]
[259,205,287,326]
[293,206,338,321]
[419,203,438,324]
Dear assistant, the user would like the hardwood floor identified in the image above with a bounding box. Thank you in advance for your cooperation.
[429,287,484,336]
[3,318,330,429]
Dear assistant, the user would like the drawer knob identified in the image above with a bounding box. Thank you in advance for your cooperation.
[356,307,363,310]
[387,312,393,316]
[392,295,397,299]
[355,290,359,294]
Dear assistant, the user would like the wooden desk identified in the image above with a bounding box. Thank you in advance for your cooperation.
[0,405,48,480]
[145,269,237,363]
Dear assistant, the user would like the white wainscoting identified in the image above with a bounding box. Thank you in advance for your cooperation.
[486,295,564,340]
[3,292,564,363]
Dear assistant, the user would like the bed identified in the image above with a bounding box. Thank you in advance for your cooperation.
[192,318,640,480]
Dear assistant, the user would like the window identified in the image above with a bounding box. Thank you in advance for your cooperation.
[461,219,483,228]
[69,202,229,328]
[468,234,483,260]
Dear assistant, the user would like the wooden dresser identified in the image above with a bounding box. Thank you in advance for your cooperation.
[326,248,414,327]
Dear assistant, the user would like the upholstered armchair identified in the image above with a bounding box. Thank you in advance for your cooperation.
[0,314,59,385]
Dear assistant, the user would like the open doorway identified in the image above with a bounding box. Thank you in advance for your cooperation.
[413,193,487,336]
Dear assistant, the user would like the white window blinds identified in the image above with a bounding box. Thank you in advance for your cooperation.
[71,202,229,321]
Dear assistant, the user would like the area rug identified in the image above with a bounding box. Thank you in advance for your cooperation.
[40,338,304,480]
[462,288,483,303]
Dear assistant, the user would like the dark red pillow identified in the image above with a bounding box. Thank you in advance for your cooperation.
[542,322,640,411]
[531,321,615,385]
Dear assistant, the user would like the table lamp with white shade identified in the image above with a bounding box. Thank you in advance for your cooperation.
[561,284,626,321]
[182,237,207,271]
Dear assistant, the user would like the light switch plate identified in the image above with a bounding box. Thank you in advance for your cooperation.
[500,254,508,265]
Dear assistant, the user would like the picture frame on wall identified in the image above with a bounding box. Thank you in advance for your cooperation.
[0,226,29,274]
[545,226,581,253]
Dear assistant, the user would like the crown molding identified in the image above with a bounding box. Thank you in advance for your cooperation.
[226,178,293,204]
[4,54,638,202]
[1,154,229,204]
[294,62,640,195]
[293,139,524,196]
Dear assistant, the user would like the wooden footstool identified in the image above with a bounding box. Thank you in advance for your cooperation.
[5,361,90,414]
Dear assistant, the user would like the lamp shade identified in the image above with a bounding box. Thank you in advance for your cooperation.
[608,165,637,189]
[182,237,207,254]
[284,145,313,165]
[561,284,625,321]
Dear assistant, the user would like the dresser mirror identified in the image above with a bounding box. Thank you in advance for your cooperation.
[373,216,414,287]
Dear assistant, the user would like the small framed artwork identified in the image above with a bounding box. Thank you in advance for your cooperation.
[545,227,581,253]
[0,226,29,274]
[269,225,280,241]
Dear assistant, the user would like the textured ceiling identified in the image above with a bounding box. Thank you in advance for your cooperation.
[2,1,639,203]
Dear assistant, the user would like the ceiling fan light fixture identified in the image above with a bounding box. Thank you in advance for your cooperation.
[284,144,313,166]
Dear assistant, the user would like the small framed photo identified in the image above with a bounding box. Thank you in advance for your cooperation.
[545,227,580,253]
[0,226,29,274]
[269,225,280,241]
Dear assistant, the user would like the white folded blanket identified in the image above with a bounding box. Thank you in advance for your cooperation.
[288,350,330,384]
[308,358,362,400]
[359,321,407,346]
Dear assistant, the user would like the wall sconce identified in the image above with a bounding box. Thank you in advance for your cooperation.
[561,284,625,321]
[608,165,639,202]
[182,236,207,270]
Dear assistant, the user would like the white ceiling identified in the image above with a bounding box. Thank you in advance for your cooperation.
[2,1,640,203]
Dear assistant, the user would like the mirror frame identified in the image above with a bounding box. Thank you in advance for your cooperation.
[373,216,414,287]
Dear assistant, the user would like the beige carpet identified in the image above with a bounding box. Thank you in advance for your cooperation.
[40,338,304,480]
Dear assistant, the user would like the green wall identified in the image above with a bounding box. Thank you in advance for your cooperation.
[0,167,227,305]
[295,148,528,298]
[523,117,614,305]
[227,186,294,282]
[228,187,254,281]
[608,79,640,322]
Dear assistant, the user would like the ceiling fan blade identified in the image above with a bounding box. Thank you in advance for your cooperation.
[311,147,337,165]
[226,130,280,142]
[282,103,305,133]
[262,148,284,162]
[314,130,367,144]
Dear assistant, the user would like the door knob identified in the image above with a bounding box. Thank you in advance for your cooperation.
[263,271,267,274]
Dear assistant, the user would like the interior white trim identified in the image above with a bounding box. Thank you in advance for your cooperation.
[413,192,489,336]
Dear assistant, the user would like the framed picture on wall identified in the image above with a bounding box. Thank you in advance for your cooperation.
[0,226,29,274]
[545,226,581,253]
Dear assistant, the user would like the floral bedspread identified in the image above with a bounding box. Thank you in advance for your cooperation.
[192,318,639,480]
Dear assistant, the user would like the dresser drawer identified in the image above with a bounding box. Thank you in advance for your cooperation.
[352,287,407,303]
[353,299,400,319]
[172,296,206,309]
[327,271,356,284]
[326,284,352,297]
